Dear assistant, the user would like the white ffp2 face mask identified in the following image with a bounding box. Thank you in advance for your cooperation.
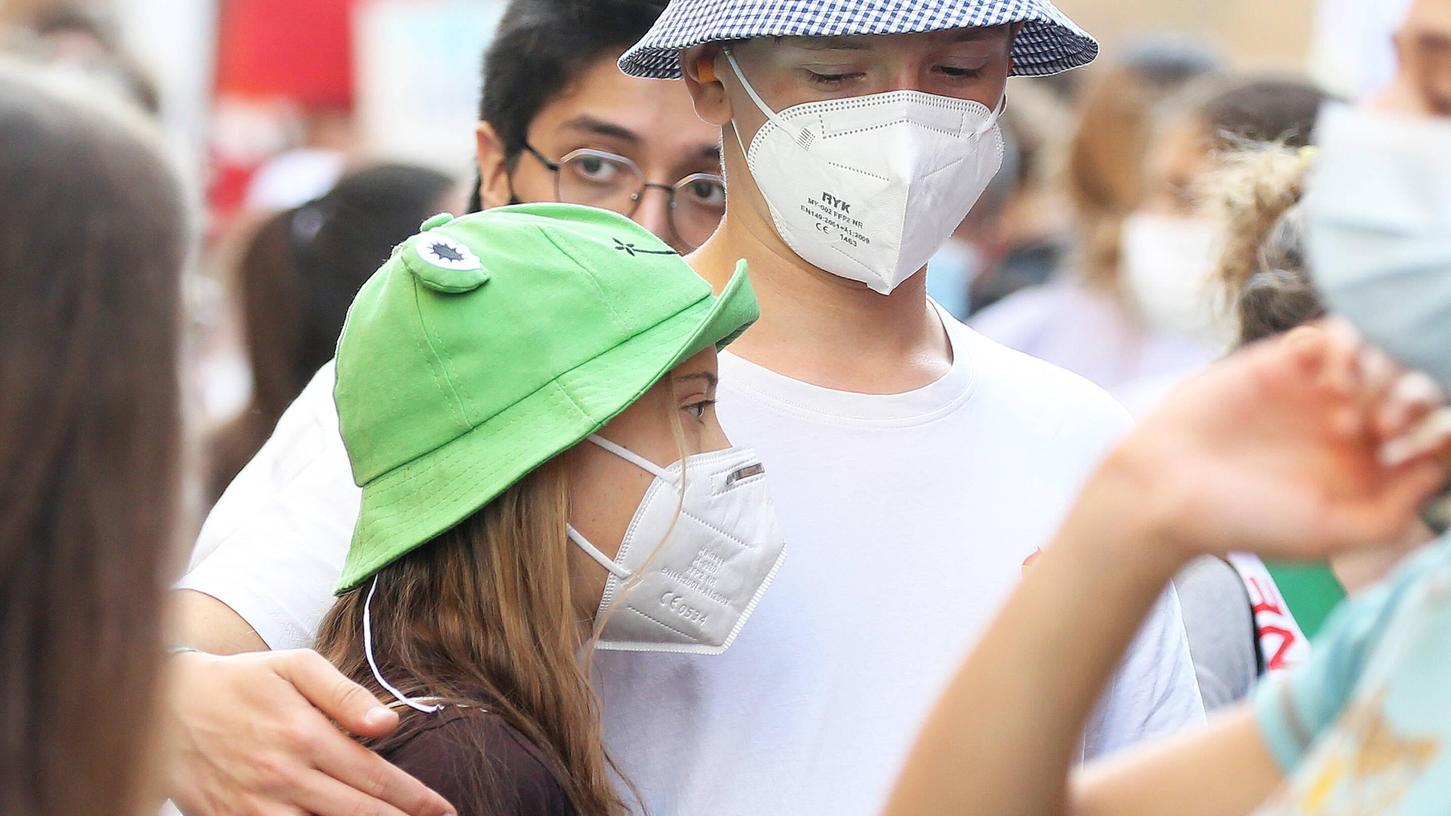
[725,49,1005,295]
[567,435,787,655]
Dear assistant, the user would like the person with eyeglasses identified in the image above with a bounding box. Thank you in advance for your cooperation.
[163,2,723,815]
[513,143,725,251]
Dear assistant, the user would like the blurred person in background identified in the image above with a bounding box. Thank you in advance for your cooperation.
[1207,144,1439,632]
[978,69,1329,413]
[888,0,1451,811]
[1113,79,1331,715]
[0,5,160,115]
[972,42,1222,387]
[0,61,186,815]
[924,121,1024,319]
[165,1,721,814]
[927,81,1081,319]
[207,163,459,502]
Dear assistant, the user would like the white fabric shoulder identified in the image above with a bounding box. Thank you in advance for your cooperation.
[950,315,1134,445]
[178,361,359,650]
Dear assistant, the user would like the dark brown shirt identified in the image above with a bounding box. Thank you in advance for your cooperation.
[378,707,577,816]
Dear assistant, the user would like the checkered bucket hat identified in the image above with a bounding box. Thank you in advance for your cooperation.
[620,0,1098,79]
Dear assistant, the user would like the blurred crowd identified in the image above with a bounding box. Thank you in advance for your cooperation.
[4,0,1451,814]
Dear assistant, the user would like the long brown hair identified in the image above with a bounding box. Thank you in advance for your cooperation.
[0,62,187,816]
[316,458,631,815]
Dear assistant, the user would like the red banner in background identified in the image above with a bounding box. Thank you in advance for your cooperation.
[214,0,356,110]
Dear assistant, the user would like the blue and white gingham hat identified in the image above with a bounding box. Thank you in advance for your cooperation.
[620,0,1098,79]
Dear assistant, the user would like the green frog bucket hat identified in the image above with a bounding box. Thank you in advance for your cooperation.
[333,203,758,592]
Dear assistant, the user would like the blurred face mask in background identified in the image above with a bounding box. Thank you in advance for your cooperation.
[1307,102,1451,392]
[926,239,986,320]
[1121,212,1233,348]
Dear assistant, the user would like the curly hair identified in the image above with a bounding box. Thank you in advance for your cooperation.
[1205,144,1325,346]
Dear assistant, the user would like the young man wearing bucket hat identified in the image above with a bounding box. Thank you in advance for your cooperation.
[167,2,1203,814]
[582,3,1198,811]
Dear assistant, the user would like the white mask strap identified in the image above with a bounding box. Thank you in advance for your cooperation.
[566,525,633,580]
[586,434,673,480]
[363,576,440,714]
[723,48,812,152]
[723,47,783,122]
[975,94,1007,138]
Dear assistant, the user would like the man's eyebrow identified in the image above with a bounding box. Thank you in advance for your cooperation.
[785,36,872,52]
[560,115,640,144]
[675,372,719,389]
[941,25,1011,42]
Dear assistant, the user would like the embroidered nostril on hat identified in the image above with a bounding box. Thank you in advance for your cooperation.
[409,229,489,293]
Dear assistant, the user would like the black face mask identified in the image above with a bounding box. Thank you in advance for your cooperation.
[467,175,484,214]
[469,175,522,211]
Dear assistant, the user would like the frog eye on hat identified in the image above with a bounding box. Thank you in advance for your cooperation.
[419,233,481,272]
[407,230,489,293]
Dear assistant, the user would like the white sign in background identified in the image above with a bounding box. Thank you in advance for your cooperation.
[354,0,506,178]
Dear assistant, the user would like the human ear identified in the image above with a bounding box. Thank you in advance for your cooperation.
[475,121,513,209]
[1006,21,1025,73]
[682,44,733,127]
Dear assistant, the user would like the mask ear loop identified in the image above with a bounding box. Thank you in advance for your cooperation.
[586,434,674,481]
[973,94,1007,139]
[364,576,441,714]
[570,433,687,583]
[723,48,814,152]
[566,526,633,580]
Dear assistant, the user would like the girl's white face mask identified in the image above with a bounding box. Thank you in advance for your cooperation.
[725,48,1006,295]
[567,435,787,655]
[362,435,788,714]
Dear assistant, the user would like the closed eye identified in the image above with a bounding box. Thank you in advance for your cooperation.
[936,65,985,79]
[806,70,865,89]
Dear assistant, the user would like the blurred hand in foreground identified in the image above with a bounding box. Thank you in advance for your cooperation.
[1089,320,1449,565]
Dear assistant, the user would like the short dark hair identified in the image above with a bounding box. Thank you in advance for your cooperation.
[468,0,670,212]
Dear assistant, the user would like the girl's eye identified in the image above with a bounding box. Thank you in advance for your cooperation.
[685,400,715,420]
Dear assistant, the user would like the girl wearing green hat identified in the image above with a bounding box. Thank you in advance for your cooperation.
[311,203,785,815]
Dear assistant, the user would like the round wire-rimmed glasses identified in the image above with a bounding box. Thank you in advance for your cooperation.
[524,143,726,249]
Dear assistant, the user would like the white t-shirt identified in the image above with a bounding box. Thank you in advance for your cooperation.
[181,311,1204,815]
